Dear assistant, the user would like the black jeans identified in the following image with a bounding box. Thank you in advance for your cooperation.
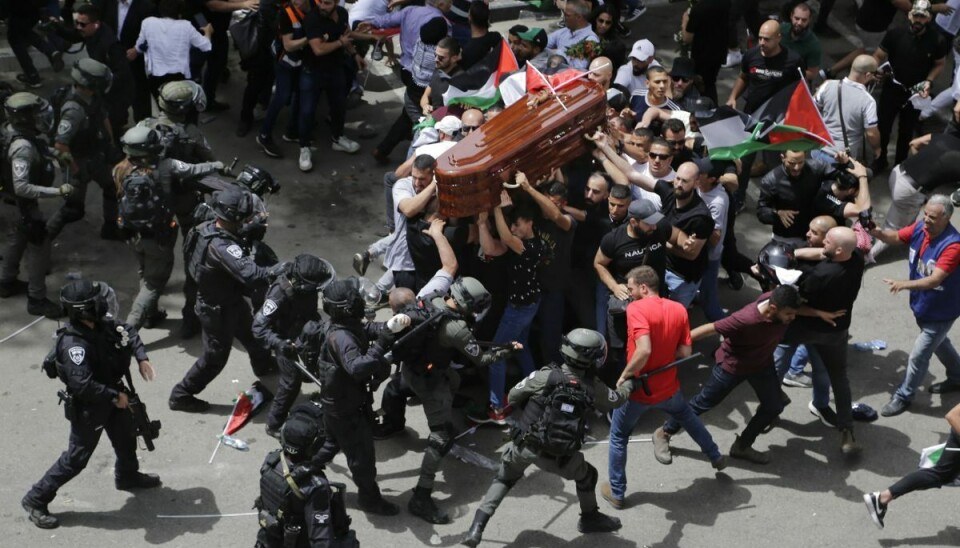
[889,429,960,498]
[663,363,784,447]
[8,13,57,77]
[727,0,761,48]
[240,47,275,124]
[376,69,422,156]
[316,411,383,505]
[878,82,920,165]
[202,21,230,103]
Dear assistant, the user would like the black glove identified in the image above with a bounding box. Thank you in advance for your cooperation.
[376,330,395,350]
[266,261,290,279]
[280,340,299,359]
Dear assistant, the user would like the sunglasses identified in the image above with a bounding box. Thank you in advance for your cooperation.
[462,125,479,132]
[665,139,685,146]
[671,76,691,83]
[649,152,672,160]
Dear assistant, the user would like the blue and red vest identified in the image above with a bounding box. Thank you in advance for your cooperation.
[908,222,960,322]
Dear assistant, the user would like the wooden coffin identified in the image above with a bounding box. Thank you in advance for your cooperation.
[435,80,607,218]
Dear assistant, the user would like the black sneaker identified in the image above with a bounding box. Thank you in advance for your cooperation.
[169,395,211,413]
[22,497,58,529]
[808,401,837,428]
[726,271,744,291]
[49,51,65,73]
[265,425,282,440]
[17,73,43,89]
[359,497,400,516]
[27,297,63,319]
[577,509,622,533]
[144,308,168,329]
[236,119,252,137]
[863,492,886,529]
[729,435,770,464]
[0,279,28,298]
[115,472,162,490]
[257,134,283,158]
[408,488,451,524]
[353,251,371,276]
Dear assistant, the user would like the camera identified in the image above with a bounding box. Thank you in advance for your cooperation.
[858,207,876,231]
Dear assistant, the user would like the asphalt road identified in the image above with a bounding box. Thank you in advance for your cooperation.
[2,1,959,546]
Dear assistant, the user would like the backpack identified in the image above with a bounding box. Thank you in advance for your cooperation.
[523,367,593,457]
[296,318,334,382]
[118,172,174,234]
[183,220,218,280]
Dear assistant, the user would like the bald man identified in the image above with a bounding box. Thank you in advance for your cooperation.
[727,19,804,206]
[806,215,839,247]
[588,56,614,90]
[774,226,865,455]
[814,55,881,163]
[461,109,484,136]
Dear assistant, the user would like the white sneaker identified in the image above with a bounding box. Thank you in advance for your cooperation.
[299,147,312,172]
[332,135,360,154]
[723,50,743,68]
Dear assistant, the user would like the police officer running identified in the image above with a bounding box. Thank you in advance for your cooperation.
[22,280,160,529]
[0,92,72,318]
[461,329,640,547]
[113,126,225,330]
[46,59,122,241]
[311,278,402,516]
[255,408,359,548]
[255,254,336,437]
[169,188,280,412]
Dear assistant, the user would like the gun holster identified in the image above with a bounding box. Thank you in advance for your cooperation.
[57,389,76,422]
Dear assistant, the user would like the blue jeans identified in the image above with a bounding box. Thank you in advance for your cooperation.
[663,364,783,448]
[776,342,827,403]
[699,259,726,322]
[536,290,565,365]
[489,300,540,408]
[788,344,808,377]
[259,61,299,140]
[894,318,960,402]
[665,270,700,308]
[608,391,720,499]
[298,68,321,147]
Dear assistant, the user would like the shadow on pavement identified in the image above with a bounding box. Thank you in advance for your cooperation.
[879,525,960,547]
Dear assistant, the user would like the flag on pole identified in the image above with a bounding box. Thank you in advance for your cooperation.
[696,81,835,160]
[225,382,271,436]
[443,39,518,109]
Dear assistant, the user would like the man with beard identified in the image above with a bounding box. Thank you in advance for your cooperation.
[421,38,464,115]
[779,3,821,82]
[614,39,660,96]
[872,0,950,170]
[757,150,841,248]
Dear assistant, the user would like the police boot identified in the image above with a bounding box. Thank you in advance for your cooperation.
[22,497,58,529]
[577,509,622,534]
[408,487,450,524]
[115,471,162,490]
[358,497,400,516]
[179,315,201,339]
[27,297,64,319]
[461,509,491,547]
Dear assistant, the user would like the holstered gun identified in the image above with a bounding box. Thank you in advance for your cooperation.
[57,390,76,422]
[128,391,161,451]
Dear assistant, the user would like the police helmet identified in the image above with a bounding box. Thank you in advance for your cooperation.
[291,254,336,292]
[4,92,54,135]
[322,277,366,321]
[158,80,207,115]
[71,58,113,94]
[60,280,107,323]
[450,277,492,323]
[280,414,322,459]
[560,328,608,369]
[121,126,165,160]
[210,189,256,224]
[235,165,280,196]
[757,241,797,288]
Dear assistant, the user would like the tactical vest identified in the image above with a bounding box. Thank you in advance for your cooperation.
[184,220,221,281]
[516,365,594,457]
[257,450,306,534]
[2,130,56,196]
[392,299,456,376]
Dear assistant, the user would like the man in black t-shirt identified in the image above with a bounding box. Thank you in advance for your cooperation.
[774,226,865,455]
[682,0,730,103]
[873,1,950,169]
[812,160,871,227]
[726,19,804,206]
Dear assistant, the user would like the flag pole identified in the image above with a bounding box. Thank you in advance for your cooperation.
[552,62,611,93]
[208,393,242,464]
[798,68,837,150]
[528,62,568,112]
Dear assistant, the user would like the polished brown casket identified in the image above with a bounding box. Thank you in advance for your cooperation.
[435,79,607,218]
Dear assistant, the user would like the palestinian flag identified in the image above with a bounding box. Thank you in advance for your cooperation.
[696,81,834,160]
[499,63,584,107]
[443,39,518,109]
[224,382,272,436]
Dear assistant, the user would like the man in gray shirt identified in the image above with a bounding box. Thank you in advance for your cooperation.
[814,54,881,163]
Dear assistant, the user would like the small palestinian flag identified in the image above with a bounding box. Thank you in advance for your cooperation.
[499,63,584,107]
[443,39,518,109]
[697,81,834,160]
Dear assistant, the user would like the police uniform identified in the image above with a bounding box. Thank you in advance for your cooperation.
[312,319,394,512]
[119,158,223,329]
[1,126,59,305]
[24,318,153,509]
[254,274,321,432]
[169,219,275,407]
[46,88,119,240]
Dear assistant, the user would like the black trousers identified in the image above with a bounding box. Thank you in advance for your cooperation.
[202,21,230,103]
[46,157,118,240]
[315,411,382,505]
[379,371,414,429]
[878,82,920,165]
[240,47,275,124]
[266,356,308,430]
[375,69,422,156]
[727,0,761,48]
[25,401,139,505]
[130,57,153,121]
[721,194,756,275]
[170,298,274,400]
[889,429,960,498]
[8,13,57,77]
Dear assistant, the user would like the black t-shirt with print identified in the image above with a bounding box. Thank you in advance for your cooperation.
[813,181,849,226]
[655,180,715,282]
[537,216,577,293]
[740,46,804,113]
[794,249,865,333]
[508,234,545,306]
[599,220,672,285]
[304,5,349,71]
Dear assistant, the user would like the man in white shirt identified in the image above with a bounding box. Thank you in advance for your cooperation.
[394,115,462,178]
[384,155,440,291]
[136,6,213,92]
[613,39,661,95]
[546,0,599,70]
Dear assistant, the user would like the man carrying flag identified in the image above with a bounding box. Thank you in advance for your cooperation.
[443,38,518,110]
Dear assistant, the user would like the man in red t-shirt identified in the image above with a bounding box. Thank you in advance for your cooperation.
[870,195,960,417]
[601,266,723,510]
[657,285,801,465]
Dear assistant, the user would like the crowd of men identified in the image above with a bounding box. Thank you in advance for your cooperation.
[4,0,960,544]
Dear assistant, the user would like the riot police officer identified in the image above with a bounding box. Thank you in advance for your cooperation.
[22,280,160,529]
[182,164,281,339]
[255,407,358,548]
[169,188,279,413]
[311,278,400,516]
[113,126,225,330]
[255,254,336,437]
[0,92,72,318]
[461,329,639,547]
[47,59,122,241]
[380,277,522,524]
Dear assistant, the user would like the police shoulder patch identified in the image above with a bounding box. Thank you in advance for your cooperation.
[12,158,29,179]
[313,511,329,524]
[464,342,480,357]
[226,244,243,259]
[68,346,85,365]
[262,299,278,316]
[607,388,618,402]
[57,120,72,136]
